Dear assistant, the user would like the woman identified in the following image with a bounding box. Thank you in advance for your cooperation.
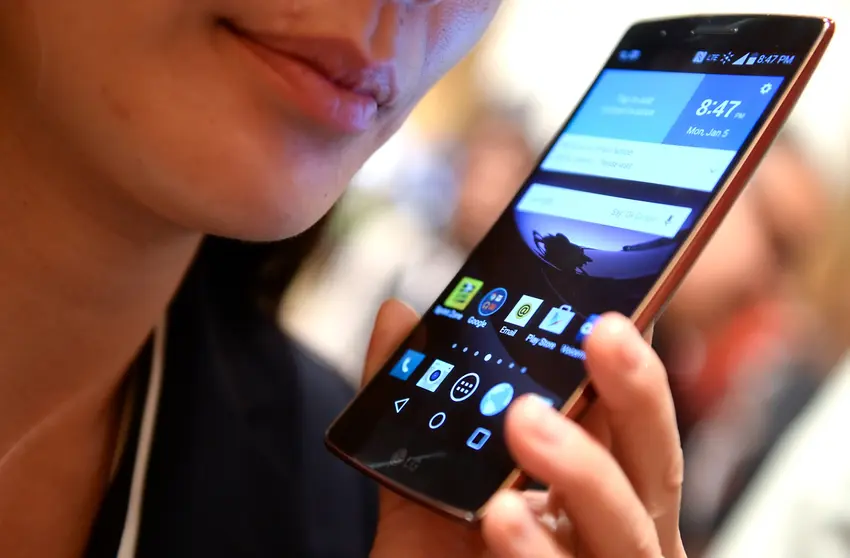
[0,1,685,557]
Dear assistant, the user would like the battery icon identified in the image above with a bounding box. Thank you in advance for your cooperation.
[746,54,759,65]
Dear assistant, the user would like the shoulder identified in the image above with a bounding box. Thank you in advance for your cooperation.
[137,250,378,557]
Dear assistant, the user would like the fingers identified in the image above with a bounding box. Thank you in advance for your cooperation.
[361,299,419,387]
[483,491,573,558]
[522,491,574,547]
[505,396,663,558]
[521,490,550,515]
[584,313,685,556]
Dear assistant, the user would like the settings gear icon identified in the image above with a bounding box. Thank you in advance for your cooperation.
[760,83,774,95]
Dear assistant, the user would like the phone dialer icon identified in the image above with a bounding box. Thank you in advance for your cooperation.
[389,350,426,381]
[450,373,480,402]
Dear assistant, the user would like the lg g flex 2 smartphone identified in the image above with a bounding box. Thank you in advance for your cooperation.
[326,15,834,523]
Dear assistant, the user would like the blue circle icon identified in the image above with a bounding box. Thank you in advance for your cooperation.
[478,288,508,317]
[479,383,515,417]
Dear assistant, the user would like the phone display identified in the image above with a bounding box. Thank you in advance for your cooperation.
[327,15,833,521]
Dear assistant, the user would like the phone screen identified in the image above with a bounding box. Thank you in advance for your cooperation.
[328,16,828,517]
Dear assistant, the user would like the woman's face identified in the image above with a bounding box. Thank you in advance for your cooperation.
[0,0,500,240]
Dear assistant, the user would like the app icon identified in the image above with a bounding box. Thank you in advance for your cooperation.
[450,373,480,402]
[466,428,492,451]
[576,314,601,343]
[429,412,447,430]
[478,288,508,317]
[504,295,544,328]
[539,305,576,335]
[444,277,484,311]
[480,382,515,417]
[416,359,455,393]
[389,349,426,381]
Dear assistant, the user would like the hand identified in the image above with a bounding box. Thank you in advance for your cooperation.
[365,300,686,558]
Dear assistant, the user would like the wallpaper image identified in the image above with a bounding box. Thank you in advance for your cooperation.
[511,200,699,317]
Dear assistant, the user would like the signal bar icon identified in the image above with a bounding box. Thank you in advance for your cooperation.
[732,52,749,65]
[733,52,760,66]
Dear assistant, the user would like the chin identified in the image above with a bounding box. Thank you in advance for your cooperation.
[114,101,380,242]
[130,134,357,242]
[172,166,351,242]
[196,193,338,242]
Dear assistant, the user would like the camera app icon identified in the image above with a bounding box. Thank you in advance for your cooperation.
[415,359,456,393]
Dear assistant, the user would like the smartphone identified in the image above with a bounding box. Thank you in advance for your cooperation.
[326,14,834,523]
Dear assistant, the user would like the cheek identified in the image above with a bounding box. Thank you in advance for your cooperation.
[419,1,500,86]
[77,76,360,240]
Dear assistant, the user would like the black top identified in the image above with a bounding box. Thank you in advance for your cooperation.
[86,239,379,557]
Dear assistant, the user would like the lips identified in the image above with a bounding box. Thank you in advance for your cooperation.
[224,21,399,133]
[244,32,398,108]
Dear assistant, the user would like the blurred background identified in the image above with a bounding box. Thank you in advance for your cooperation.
[278,2,850,555]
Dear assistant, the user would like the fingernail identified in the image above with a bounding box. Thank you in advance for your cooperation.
[611,316,648,370]
[520,395,561,441]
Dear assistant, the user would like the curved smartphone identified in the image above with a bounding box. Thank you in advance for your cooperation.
[326,14,834,523]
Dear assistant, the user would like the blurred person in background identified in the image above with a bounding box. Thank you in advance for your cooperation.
[700,189,850,558]
[657,132,828,431]
[281,104,536,382]
[651,132,836,553]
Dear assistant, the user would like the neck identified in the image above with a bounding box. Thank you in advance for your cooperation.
[0,109,202,461]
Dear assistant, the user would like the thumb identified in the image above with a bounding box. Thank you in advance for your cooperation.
[362,299,420,387]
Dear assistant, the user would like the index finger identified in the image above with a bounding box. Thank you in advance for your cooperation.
[584,313,685,557]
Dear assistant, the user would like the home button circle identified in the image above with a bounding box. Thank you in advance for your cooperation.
[429,412,447,430]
